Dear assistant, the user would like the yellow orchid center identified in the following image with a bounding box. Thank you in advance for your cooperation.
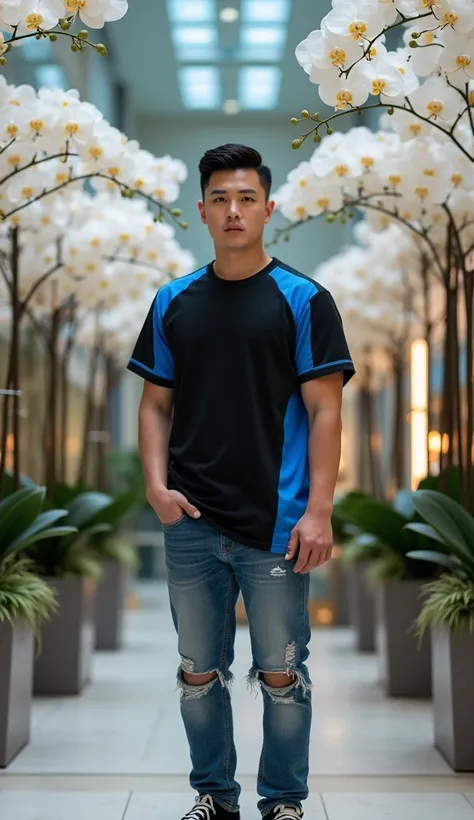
[335,89,353,109]
[456,55,472,69]
[21,186,34,198]
[30,118,44,133]
[107,166,120,177]
[398,66,406,75]
[443,11,458,25]
[99,279,109,288]
[26,13,44,29]
[119,232,130,242]
[86,263,97,272]
[8,154,22,166]
[9,99,21,107]
[451,173,463,186]
[361,156,375,169]
[414,186,429,198]
[295,206,307,219]
[388,174,402,186]
[6,124,19,137]
[299,178,308,187]
[348,21,367,41]
[155,187,166,199]
[134,179,145,190]
[329,47,346,67]
[147,251,158,262]
[372,79,387,95]
[65,122,80,137]
[427,99,443,116]
[90,238,101,248]
[335,164,349,177]
[55,172,68,183]
[316,197,330,209]
[423,168,436,177]
[88,146,104,159]
[409,122,422,136]
[66,0,87,11]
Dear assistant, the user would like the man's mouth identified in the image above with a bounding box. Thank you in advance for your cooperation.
[225,225,244,231]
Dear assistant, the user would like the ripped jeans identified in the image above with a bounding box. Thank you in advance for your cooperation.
[164,514,312,817]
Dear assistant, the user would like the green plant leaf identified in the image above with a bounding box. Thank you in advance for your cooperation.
[415,574,474,636]
[88,491,137,531]
[393,489,415,519]
[344,498,410,552]
[7,509,69,553]
[0,487,46,551]
[412,490,474,569]
[406,549,465,573]
[13,526,78,551]
[66,492,113,530]
[404,522,449,547]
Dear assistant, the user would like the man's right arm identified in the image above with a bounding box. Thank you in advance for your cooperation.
[139,381,200,525]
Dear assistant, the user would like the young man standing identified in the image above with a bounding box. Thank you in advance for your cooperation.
[128,144,354,820]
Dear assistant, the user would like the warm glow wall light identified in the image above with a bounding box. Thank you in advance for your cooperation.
[410,338,429,489]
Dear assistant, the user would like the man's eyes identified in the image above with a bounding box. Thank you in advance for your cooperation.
[213,197,255,202]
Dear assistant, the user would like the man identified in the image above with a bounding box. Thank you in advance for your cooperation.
[128,144,354,820]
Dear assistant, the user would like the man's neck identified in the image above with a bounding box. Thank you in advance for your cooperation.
[213,247,273,281]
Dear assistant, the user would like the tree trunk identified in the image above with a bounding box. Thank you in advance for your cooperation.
[10,228,20,490]
[44,305,61,498]
[77,326,101,487]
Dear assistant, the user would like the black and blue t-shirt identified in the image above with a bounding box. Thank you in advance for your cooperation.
[128,258,355,554]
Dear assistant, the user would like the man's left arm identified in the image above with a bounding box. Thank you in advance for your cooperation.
[286,374,343,574]
[286,288,355,574]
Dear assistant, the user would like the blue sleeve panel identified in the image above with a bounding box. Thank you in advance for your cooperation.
[127,267,207,387]
[269,264,355,553]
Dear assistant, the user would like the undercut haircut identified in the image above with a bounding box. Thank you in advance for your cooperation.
[199,143,272,200]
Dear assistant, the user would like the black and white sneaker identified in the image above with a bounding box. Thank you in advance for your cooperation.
[181,794,240,820]
[269,806,303,820]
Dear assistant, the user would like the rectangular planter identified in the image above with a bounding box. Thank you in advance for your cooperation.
[329,554,350,626]
[346,562,375,652]
[376,579,431,698]
[432,625,474,771]
[0,622,34,767]
[34,577,96,696]
[95,561,128,651]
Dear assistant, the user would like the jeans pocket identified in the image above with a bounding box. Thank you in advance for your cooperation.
[162,514,186,530]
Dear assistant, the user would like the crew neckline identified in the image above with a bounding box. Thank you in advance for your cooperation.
[207,257,277,286]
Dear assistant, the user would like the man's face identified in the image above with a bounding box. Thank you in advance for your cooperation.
[198,168,275,251]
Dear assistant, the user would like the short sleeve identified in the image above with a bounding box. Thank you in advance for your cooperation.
[296,290,355,386]
[127,292,175,387]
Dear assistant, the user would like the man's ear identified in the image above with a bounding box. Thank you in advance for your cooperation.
[198,201,207,224]
[264,199,276,224]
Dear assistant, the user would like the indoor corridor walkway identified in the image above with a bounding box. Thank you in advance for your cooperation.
[1,583,473,820]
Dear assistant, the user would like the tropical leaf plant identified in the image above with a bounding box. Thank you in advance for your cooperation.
[0,486,77,630]
[340,492,440,581]
[405,490,474,634]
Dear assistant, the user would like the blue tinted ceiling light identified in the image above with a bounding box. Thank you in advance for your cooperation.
[167,0,215,22]
[179,66,220,109]
[241,0,290,23]
[239,66,281,109]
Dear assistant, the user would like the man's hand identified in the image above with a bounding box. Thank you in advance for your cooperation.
[147,486,201,526]
[285,511,333,574]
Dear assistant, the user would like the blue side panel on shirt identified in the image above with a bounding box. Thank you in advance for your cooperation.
[269,266,319,376]
[153,266,208,381]
[271,390,310,554]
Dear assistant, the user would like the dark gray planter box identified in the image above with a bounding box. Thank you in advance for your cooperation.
[376,580,431,698]
[95,561,128,651]
[0,622,34,767]
[346,562,375,652]
[432,625,474,771]
[329,555,350,626]
[34,577,96,696]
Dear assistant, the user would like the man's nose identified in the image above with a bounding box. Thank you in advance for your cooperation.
[226,201,241,218]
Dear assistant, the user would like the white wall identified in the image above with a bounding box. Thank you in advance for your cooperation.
[137,115,352,277]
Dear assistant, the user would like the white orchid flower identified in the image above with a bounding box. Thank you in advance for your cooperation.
[64,0,128,28]
[324,1,386,42]
[5,0,65,33]
[296,28,361,78]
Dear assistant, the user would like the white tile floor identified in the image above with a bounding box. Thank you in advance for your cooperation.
[1,582,473,819]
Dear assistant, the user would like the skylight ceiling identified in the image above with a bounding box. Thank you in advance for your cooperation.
[167,0,290,112]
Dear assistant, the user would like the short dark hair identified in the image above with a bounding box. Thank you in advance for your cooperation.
[199,143,272,200]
